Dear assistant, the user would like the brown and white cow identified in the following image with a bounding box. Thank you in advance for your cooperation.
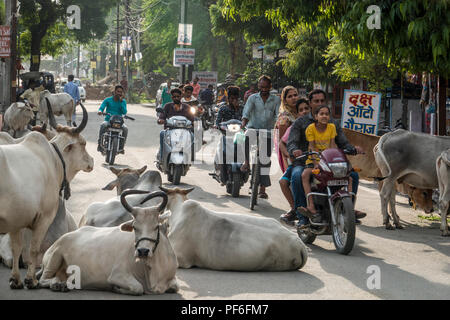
[0,100,93,289]
[343,128,433,215]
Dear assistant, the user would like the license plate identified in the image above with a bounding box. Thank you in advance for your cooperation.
[109,128,122,133]
[327,180,348,186]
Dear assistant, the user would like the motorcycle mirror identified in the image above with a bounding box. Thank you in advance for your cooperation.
[156,107,164,113]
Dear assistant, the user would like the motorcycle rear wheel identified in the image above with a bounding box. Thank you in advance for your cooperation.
[332,197,356,255]
[231,172,241,198]
[250,163,260,210]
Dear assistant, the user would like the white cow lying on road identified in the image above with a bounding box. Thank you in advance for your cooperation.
[39,190,179,295]
[79,170,162,227]
[158,187,308,271]
[436,150,450,236]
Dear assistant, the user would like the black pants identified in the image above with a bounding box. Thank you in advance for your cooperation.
[244,130,272,187]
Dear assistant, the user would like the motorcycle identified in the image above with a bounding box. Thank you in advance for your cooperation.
[197,100,217,131]
[209,119,249,197]
[156,110,194,185]
[99,112,135,165]
[295,148,358,255]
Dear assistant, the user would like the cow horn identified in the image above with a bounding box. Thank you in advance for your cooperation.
[120,190,150,214]
[139,191,168,213]
[71,102,88,134]
[46,98,58,129]
[159,186,171,193]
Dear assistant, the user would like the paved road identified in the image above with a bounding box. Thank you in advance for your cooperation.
[1,101,449,300]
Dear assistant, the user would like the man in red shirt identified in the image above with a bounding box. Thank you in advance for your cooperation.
[191,77,201,98]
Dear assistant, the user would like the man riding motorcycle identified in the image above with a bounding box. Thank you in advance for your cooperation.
[97,85,128,153]
[157,88,195,163]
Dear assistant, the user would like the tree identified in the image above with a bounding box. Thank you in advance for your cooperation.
[19,0,118,71]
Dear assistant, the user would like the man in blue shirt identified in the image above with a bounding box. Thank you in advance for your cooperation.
[97,85,128,153]
[64,75,80,126]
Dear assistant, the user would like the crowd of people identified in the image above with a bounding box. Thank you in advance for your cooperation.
[152,74,367,228]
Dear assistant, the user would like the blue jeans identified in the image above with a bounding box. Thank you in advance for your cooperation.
[290,165,359,222]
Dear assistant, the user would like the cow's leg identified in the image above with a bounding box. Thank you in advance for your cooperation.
[0,234,13,268]
[165,277,179,293]
[9,230,24,289]
[389,192,403,229]
[379,178,396,230]
[25,217,54,289]
[439,200,450,236]
[107,271,144,296]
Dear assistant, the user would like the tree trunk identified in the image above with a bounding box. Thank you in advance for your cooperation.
[29,29,42,72]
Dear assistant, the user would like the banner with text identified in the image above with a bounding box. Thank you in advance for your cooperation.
[173,48,195,66]
[341,90,381,135]
[0,26,11,58]
[192,71,218,89]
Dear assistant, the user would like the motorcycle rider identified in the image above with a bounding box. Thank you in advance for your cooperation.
[285,89,366,227]
[157,88,195,163]
[181,85,198,105]
[97,85,128,153]
[213,86,243,182]
[199,84,215,106]
[241,75,281,199]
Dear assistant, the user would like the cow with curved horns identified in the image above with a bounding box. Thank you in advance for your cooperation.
[39,190,179,295]
[160,186,308,271]
[79,169,162,228]
[0,99,93,289]
[374,129,450,230]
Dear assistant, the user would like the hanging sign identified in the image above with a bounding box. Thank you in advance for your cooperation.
[177,24,193,46]
[0,26,10,58]
[341,90,382,135]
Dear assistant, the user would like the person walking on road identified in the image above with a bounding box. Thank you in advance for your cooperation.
[64,74,80,127]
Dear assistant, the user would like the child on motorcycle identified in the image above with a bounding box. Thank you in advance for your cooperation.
[301,105,352,215]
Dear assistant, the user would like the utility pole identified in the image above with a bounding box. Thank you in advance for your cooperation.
[76,44,80,78]
[180,0,186,84]
[116,1,121,84]
[125,0,130,99]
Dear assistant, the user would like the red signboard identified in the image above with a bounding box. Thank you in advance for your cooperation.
[0,26,11,58]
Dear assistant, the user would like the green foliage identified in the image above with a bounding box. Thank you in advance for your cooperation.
[325,37,398,92]
[0,1,5,25]
[221,0,450,77]
[283,25,335,84]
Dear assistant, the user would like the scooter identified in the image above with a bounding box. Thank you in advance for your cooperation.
[295,148,358,255]
[156,112,194,185]
[209,119,249,197]
[99,112,135,165]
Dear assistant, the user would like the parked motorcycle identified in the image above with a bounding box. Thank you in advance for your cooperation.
[99,112,135,165]
[209,119,249,197]
[156,110,194,185]
[197,100,217,131]
[295,148,358,255]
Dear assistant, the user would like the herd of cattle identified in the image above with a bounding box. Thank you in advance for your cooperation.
[0,98,449,295]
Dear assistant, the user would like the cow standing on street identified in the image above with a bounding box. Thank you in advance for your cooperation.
[39,191,179,295]
[2,102,35,138]
[0,101,93,289]
[374,129,450,230]
[436,150,450,236]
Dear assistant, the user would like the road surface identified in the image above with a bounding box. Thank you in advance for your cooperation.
[0,101,449,300]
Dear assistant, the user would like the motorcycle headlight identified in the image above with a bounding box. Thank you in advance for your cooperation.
[190,107,196,114]
[227,124,241,133]
[328,162,348,178]
[112,123,121,128]
[319,159,331,173]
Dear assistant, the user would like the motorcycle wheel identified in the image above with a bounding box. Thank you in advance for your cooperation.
[332,197,356,255]
[231,172,241,198]
[173,165,182,185]
[250,163,260,210]
[297,226,317,244]
[106,137,118,165]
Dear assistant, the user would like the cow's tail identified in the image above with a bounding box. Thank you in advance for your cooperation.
[439,150,450,167]
[370,136,392,181]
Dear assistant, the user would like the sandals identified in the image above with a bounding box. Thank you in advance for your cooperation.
[258,192,268,199]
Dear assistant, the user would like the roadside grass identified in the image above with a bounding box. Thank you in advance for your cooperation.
[418,214,450,222]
